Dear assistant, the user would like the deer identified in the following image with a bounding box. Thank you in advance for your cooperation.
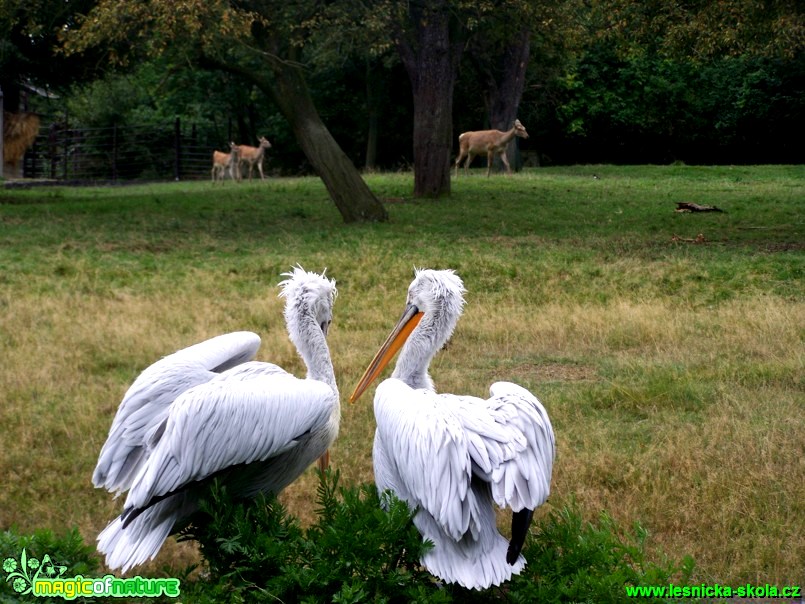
[454,119,529,177]
[236,136,272,180]
[211,142,241,183]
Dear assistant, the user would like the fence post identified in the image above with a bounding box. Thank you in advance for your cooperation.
[63,120,69,180]
[174,117,181,180]
[0,85,4,179]
[112,123,118,181]
[49,123,57,179]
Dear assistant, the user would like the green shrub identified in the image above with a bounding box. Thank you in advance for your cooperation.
[179,470,443,603]
[180,472,692,603]
[506,503,695,603]
[1,473,693,602]
[0,527,99,603]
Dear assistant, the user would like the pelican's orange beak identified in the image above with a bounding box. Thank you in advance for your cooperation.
[349,304,423,403]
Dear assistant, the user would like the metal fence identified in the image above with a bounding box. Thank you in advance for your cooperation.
[22,118,224,182]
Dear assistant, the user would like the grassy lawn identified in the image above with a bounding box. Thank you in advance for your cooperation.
[1,165,803,587]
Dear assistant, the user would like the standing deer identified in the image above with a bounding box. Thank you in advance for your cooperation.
[236,136,272,180]
[211,143,241,183]
[454,119,529,177]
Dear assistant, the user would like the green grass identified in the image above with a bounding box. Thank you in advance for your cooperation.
[1,165,803,589]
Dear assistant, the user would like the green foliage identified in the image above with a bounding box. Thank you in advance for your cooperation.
[0,497,693,603]
[179,470,441,603]
[0,527,99,603]
[176,472,690,602]
[549,46,805,164]
[506,503,694,604]
[0,0,102,109]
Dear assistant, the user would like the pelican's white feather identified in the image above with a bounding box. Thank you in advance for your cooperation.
[353,269,555,590]
[95,267,339,572]
[93,331,262,496]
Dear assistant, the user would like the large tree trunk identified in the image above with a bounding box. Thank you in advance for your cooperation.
[486,27,531,172]
[397,1,463,198]
[269,62,387,221]
[270,63,387,222]
[204,54,387,223]
[364,59,382,171]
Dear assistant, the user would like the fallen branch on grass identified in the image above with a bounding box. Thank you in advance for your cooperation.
[671,233,707,244]
[675,202,725,213]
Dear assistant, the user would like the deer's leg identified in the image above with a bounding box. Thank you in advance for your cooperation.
[464,153,474,175]
[257,160,265,180]
[454,151,465,177]
[499,150,513,175]
[486,151,495,177]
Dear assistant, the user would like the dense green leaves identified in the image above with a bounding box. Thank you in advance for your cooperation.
[178,471,440,603]
[546,47,805,164]
[0,527,100,603]
[4,0,803,178]
[0,0,102,110]
[175,471,689,602]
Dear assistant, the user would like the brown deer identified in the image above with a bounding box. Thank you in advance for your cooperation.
[454,119,529,177]
[211,142,241,183]
[236,136,272,180]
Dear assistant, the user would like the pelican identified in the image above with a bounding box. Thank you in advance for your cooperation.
[94,267,339,572]
[350,269,555,590]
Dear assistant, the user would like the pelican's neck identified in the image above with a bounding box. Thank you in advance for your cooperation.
[289,315,338,395]
[391,309,455,392]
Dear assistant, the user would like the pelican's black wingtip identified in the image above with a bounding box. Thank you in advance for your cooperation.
[507,507,535,565]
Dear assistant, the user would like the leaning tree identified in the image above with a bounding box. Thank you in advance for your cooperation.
[65,0,388,223]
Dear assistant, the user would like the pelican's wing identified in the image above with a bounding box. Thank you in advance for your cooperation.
[124,373,336,512]
[93,331,262,495]
[215,360,289,381]
[373,379,475,541]
[474,381,555,511]
[437,382,553,512]
[173,331,262,372]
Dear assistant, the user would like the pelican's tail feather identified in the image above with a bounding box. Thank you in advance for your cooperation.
[97,498,181,573]
[414,497,526,590]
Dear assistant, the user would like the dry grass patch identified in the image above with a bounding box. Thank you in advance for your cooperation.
[2,268,802,585]
[1,169,802,587]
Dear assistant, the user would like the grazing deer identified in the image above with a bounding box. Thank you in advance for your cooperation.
[454,119,529,177]
[236,136,272,180]
[211,143,241,183]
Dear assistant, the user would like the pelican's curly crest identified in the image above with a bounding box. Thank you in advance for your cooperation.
[413,267,466,303]
[279,266,337,303]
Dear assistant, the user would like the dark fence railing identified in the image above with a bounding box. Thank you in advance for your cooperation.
[22,118,224,182]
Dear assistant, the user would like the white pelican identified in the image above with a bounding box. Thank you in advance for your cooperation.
[94,267,339,572]
[350,269,555,590]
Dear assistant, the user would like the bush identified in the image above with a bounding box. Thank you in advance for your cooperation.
[180,471,692,602]
[0,527,99,603]
[178,471,445,603]
[1,473,693,602]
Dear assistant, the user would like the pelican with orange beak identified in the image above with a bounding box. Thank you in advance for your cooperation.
[350,268,555,590]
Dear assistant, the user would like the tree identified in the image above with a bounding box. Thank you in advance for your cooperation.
[0,0,101,111]
[391,0,466,197]
[464,1,581,171]
[376,0,566,196]
[584,0,804,61]
[66,0,387,223]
